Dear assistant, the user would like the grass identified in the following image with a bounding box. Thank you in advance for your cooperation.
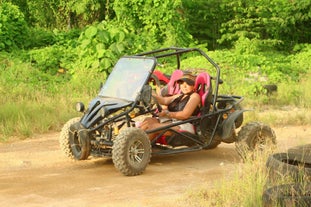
[177,148,310,207]
[241,71,311,126]
[1,72,310,142]
[0,92,81,141]
[0,69,95,141]
[177,151,271,207]
[0,53,101,141]
[243,108,311,127]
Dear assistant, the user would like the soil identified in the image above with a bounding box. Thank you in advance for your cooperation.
[0,125,310,207]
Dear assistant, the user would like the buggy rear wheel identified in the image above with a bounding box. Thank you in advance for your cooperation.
[112,127,151,176]
[59,117,90,160]
[235,122,276,161]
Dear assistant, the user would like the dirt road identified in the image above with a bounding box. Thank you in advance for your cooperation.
[0,125,310,207]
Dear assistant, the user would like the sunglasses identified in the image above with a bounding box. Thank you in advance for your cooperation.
[178,79,194,86]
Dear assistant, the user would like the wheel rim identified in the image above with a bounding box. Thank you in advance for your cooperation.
[129,140,145,164]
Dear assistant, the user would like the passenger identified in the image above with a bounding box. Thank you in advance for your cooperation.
[140,72,201,140]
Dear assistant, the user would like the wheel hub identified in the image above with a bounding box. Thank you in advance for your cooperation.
[129,141,144,163]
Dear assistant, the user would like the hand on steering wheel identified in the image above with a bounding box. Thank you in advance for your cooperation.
[152,95,163,113]
[149,74,163,115]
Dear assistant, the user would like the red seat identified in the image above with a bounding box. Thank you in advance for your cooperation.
[160,70,184,96]
[194,72,212,113]
[153,70,170,85]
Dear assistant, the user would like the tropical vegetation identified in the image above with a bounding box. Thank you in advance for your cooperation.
[1,0,311,140]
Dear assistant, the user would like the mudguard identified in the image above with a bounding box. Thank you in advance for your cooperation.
[78,129,91,157]
[221,109,250,140]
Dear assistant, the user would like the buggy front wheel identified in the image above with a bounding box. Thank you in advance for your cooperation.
[59,117,90,160]
[112,128,151,176]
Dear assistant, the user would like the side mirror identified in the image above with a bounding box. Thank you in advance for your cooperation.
[140,85,152,105]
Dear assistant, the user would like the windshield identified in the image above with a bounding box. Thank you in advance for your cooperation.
[99,57,156,101]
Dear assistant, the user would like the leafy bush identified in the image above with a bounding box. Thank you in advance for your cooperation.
[24,27,56,49]
[113,0,192,47]
[218,0,311,51]
[27,46,63,74]
[0,2,29,51]
[24,20,157,78]
[24,29,81,75]
[71,21,136,77]
[291,44,311,75]
[177,44,310,98]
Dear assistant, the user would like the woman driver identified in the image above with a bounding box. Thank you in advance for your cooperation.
[140,72,201,140]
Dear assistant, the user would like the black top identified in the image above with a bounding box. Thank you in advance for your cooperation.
[167,93,200,116]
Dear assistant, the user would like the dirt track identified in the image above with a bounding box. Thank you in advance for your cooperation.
[0,126,310,207]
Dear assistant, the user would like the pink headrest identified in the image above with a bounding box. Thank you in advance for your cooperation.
[195,72,211,106]
[167,70,184,95]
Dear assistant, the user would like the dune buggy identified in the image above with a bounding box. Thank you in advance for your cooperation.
[59,47,276,176]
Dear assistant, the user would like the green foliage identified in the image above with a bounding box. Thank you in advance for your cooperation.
[0,53,85,139]
[27,46,63,74]
[233,36,283,55]
[1,43,311,140]
[0,52,67,94]
[275,72,311,108]
[181,0,230,50]
[69,68,103,96]
[218,0,311,50]
[26,27,57,48]
[291,44,311,74]
[10,0,113,30]
[22,28,81,74]
[178,45,311,98]
[69,0,107,23]
[0,2,29,51]
[4,0,311,52]
[113,0,192,47]
[1,0,311,141]
[71,21,133,77]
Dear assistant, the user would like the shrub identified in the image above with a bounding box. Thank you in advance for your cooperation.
[25,27,56,49]
[71,21,139,77]
[0,2,29,51]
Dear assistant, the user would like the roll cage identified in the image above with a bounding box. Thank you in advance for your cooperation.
[132,47,244,154]
[135,47,221,111]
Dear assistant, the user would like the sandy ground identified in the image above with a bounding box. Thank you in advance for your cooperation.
[0,125,310,207]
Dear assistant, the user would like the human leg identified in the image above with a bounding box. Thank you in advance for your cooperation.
[140,117,179,140]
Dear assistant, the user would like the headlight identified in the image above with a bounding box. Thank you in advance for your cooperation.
[75,102,85,112]
[99,107,107,117]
